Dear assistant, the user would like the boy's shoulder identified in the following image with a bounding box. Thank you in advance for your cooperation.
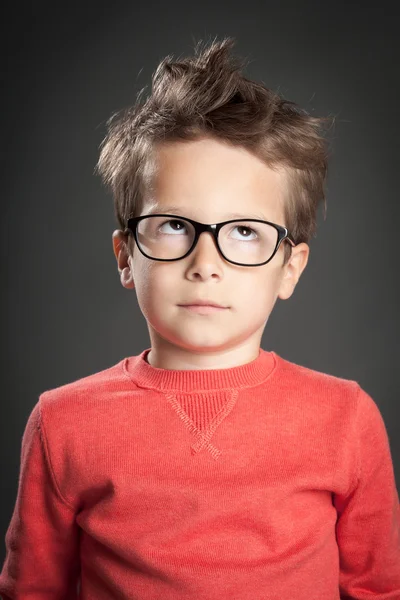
[272,351,361,397]
[38,357,128,411]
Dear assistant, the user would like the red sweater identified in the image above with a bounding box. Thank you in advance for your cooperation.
[1,347,399,599]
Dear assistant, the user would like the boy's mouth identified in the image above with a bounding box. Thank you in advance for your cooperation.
[178,303,229,314]
[178,299,229,309]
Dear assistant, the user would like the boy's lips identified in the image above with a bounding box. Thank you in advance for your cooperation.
[178,300,229,308]
[179,304,229,314]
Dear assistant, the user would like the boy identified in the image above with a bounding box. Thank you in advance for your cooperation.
[1,37,399,599]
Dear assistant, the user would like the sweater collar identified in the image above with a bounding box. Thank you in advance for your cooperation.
[122,347,277,393]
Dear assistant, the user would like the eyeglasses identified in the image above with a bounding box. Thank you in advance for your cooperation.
[124,214,296,267]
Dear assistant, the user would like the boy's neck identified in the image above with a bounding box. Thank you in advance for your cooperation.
[145,341,264,372]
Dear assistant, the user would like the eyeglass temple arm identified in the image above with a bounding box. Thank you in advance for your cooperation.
[286,235,296,247]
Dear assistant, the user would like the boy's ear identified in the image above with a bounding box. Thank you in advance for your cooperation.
[277,243,309,301]
[112,230,135,289]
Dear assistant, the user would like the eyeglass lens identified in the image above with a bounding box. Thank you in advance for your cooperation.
[136,216,279,265]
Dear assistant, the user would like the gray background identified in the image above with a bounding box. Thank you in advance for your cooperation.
[1,0,399,565]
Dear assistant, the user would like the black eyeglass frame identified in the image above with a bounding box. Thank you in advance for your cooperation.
[125,214,296,267]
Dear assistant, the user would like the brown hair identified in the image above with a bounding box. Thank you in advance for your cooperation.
[96,36,335,265]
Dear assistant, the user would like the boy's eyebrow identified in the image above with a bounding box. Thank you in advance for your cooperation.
[144,205,269,221]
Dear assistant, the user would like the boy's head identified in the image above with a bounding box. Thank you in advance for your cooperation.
[97,37,333,365]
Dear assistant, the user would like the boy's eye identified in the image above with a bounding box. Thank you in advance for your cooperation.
[229,225,258,240]
[159,219,188,233]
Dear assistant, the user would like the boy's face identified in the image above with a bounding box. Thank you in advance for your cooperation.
[113,137,309,368]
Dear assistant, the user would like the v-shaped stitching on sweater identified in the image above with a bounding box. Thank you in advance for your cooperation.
[163,389,239,460]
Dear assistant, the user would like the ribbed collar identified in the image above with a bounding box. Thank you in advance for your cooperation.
[122,347,277,393]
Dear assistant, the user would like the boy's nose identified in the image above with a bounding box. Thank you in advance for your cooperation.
[184,231,226,279]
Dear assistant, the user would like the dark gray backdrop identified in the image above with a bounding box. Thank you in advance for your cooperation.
[1,1,399,565]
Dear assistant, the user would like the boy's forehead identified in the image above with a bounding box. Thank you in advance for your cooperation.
[143,139,288,224]
[143,201,274,223]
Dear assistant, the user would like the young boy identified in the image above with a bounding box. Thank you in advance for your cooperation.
[0,37,399,599]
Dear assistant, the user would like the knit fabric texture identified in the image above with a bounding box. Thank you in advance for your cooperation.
[1,347,399,599]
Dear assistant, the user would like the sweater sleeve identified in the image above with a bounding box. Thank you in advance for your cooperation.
[0,398,81,599]
[334,384,400,599]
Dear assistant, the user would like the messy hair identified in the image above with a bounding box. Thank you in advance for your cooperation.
[96,36,335,265]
